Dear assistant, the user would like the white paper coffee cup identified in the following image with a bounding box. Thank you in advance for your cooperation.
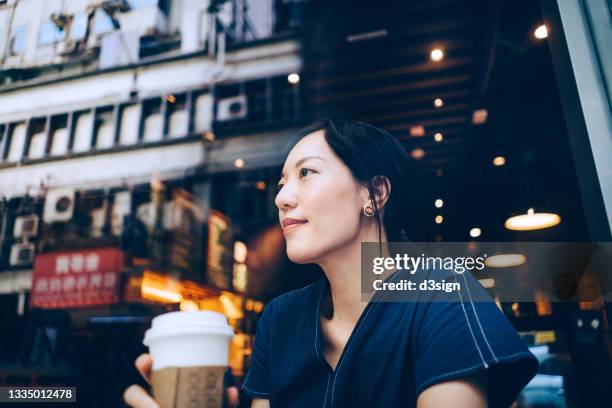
[143,311,235,408]
[144,311,235,369]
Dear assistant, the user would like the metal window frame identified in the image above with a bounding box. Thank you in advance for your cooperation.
[541,0,612,240]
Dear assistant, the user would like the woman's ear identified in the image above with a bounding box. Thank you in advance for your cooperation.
[361,175,391,211]
[373,175,391,210]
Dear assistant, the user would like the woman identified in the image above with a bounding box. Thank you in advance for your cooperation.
[125,119,539,408]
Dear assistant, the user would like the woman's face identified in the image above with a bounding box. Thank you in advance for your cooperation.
[275,130,370,264]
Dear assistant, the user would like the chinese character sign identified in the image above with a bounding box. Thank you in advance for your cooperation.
[31,247,124,309]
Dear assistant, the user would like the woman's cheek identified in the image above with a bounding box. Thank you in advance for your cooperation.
[286,222,325,256]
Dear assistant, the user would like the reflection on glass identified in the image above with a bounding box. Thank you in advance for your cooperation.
[38,21,65,45]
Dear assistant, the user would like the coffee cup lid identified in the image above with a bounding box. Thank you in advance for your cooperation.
[143,311,234,345]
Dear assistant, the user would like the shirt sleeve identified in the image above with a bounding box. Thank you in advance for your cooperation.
[240,298,275,399]
[411,268,539,408]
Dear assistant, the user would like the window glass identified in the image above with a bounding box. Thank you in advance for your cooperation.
[7,123,26,162]
[119,104,141,146]
[93,9,114,34]
[128,0,157,9]
[10,25,27,55]
[73,112,94,153]
[70,12,88,40]
[39,20,65,46]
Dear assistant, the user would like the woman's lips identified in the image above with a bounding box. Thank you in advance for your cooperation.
[283,221,307,233]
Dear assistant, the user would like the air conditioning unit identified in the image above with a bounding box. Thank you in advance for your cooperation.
[10,243,35,267]
[14,215,39,238]
[44,188,76,223]
[217,95,248,121]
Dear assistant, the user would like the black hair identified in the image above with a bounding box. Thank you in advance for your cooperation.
[284,118,413,245]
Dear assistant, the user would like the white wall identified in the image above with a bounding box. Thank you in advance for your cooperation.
[0,1,302,200]
[179,0,209,53]
[0,140,204,197]
[0,128,295,198]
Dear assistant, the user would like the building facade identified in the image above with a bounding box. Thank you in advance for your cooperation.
[0,0,308,401]
[0,0,305,286]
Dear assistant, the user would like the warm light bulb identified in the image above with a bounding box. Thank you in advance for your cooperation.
[505,209,561,231]
[434,132,443,142]
[472,109,488,124]
[410,126,425,137]
[534,24,548,39]
[435,215,443,224]
[485,253,527,268]
[479,278,495,288]
[469,228,481,238]
[430,48,444,61]
[493,156,506,166]
[411,148,425,160]
[435,199,443,208]
[288,73,300,84]
[234,241,247,263]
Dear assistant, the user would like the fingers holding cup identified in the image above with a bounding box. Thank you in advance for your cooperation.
[123,384,159,408]
[135,353,153,384]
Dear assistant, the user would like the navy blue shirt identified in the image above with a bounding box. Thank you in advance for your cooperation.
[241,268,539,407]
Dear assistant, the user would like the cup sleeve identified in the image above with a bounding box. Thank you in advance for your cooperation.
[411,270,539,407]
[240,299,275,399]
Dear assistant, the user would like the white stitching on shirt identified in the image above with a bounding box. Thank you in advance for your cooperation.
[322,372,332,408]
[317,281,332,407]
[241,383,270,397]
[329,304,376,407]
[461,271,499,363]
[315,282,323,361]
[242,360,270,397]
[453,271,489,369]
[323,269,402,406]
[416,350,534,396]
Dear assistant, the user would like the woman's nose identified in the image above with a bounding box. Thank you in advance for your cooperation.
[275,185,298,210]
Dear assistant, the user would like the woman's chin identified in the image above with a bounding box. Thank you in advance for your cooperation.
[287,254,312,264]
[286,246,315,264]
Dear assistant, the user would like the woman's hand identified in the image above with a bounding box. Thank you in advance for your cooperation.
[123,353,240,408]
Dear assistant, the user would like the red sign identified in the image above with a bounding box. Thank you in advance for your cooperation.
[30,247,124,309]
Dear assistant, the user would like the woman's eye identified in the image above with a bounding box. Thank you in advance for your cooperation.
[299,168,313,178]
